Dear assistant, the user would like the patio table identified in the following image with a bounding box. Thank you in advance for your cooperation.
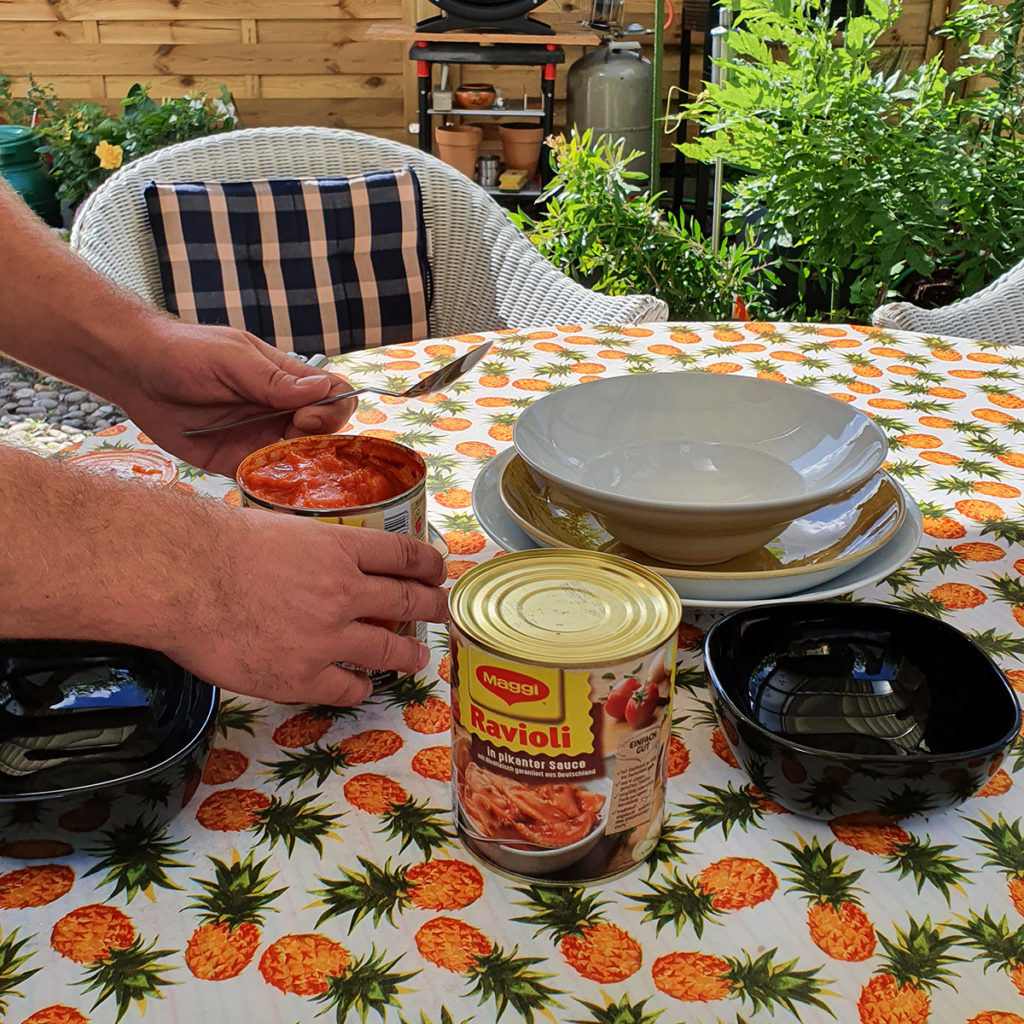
[10,320,1024,1024]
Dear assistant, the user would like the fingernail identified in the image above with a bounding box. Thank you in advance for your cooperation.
[417,643,431,669]
[293,374,329,390]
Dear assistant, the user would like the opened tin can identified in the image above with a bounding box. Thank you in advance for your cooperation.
[236,434,428,686]
[448,549,681,882]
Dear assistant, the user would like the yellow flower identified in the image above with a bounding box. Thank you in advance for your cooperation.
[94,140,123,170]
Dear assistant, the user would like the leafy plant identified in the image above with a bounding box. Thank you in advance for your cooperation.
[509,130,774,320]
[1,79,239,209]
[38,82,239,207]
[673,0,1024,322]
[0,75,64,128]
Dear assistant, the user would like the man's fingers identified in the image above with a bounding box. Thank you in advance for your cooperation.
[307,663,374,706]
[342,574,449,627]
[346,529,448,587]
[337,621,432,676]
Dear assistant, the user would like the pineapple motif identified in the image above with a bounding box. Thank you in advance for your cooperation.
[682,781,787,838]
[20,1007,89,1024]
[0,927,39,1020]
[337,729,404,764]
[50,904,175,1022]
[272,705,357,748]
[971,814,1024,915]
[830,811,968,900]
[258,933,349,994]
[344,772,408,814]
[202,747,249,784]
[951,908,1024,997]
[379,675,451,734]
[215,696,264,739]
[313,856,483,929]
[184,853,285,980]
[775,837,876,961]
[195,789,342,856]
[411,746,452,781]
[84,817,187,902]
[856,916,961,1024]
[376,796,456,859]
[513,885,642,983]
[415,917,563,1022]
[262,743,351,789]
[651,947,834,1016]
[0,865,73,908]
[568,993,662,1024]
[631,857,777,938]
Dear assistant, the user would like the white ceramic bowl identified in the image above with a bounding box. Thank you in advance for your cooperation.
[512,372,889,564]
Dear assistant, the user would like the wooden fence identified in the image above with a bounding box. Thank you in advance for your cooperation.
[0,0,948,158]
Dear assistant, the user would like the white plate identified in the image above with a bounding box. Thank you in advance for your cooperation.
[497,450,905,601]
[471,448,924,610]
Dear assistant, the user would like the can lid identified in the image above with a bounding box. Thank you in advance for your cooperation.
[449,549,681,666]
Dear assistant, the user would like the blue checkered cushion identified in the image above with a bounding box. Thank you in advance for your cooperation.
[143,168,431,356]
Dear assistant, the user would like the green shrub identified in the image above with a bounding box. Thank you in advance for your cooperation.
[510,130,774,320]
[673,0,1024,322]
[1,78,238,208]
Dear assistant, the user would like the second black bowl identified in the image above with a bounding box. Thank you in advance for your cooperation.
[0,639,218,845]
[703,602,1021,820]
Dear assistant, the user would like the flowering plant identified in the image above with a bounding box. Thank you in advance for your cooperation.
[3,77,238,209]
[31,82,239,209]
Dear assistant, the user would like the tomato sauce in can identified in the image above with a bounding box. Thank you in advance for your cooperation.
[448,549,682,883]
[236,434,429,687]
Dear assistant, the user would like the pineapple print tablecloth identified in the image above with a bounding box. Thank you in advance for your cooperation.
[11,322,1024,1024]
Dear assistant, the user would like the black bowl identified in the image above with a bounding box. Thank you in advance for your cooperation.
[703,602,1021,820]
[0,640,217,845]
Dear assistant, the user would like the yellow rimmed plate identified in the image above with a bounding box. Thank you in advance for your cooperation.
[496,449,906,602]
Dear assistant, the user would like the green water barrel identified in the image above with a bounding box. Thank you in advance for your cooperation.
[0,125,60,226]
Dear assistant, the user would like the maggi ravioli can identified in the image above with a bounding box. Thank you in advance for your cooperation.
[448,549,681,882]
[236,434,428,687]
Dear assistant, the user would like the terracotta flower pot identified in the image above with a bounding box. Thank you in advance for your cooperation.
[499,122,544,178]
[454,83,496,110]
[435,124,483,179]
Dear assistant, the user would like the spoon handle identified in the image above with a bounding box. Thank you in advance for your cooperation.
[180,387,365,437]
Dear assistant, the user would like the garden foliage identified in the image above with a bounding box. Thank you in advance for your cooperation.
[511,130,774,320]
[674,0,1024,321]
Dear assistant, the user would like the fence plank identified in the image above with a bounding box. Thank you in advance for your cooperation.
[2,42,403,75]
[98,20,243,43]
[0,0,400,20]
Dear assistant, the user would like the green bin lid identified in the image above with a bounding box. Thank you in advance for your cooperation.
[0,125,40,165]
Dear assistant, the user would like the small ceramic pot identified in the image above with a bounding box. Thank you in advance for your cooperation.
[435,124,484,179]
[454,83,496,110]
[499,122,544,178]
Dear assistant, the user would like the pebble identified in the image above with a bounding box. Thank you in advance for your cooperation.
[0,356,124,454]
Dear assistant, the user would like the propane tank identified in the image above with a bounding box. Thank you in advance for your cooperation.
[566,40,653,173]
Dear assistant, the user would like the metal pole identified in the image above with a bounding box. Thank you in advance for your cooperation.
[652,0,665,187]
[709,7,731,250]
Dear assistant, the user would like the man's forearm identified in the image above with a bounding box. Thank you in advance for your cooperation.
[0,180,162,406]
[0,444,231,647]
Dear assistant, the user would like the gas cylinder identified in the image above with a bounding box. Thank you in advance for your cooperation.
[566,40,653,169]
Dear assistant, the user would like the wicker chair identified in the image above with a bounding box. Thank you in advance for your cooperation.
[69,126,668,336]
[872,258,1024,343]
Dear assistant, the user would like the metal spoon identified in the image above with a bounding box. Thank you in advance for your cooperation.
[459,828,553,852]
[181,342,492,437]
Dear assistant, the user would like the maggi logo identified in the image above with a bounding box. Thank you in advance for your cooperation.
[476,666,549,706]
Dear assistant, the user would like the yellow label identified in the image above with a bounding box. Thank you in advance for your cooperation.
[459,649,594,757]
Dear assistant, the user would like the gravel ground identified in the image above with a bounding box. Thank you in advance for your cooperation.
[0,357,124,455]
[0,351,321,455]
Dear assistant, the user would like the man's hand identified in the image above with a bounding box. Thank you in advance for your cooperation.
[168,510,449,704]
[0,447,449,706]
[118,321,359,477]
